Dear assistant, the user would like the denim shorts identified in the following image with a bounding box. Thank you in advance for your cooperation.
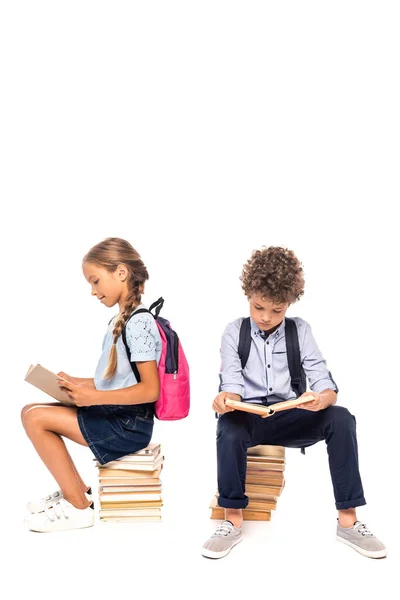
[77,403,154,465]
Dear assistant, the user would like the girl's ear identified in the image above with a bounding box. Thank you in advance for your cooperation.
[116,264,129,282]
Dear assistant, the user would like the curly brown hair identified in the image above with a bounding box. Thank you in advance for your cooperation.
[240,246,305,304]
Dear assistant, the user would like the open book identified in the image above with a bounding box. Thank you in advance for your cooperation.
[24,364,74,405]
[225,394,315,417]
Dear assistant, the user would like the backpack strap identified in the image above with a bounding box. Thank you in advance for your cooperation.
[149,297,164,318]
[285,317,306,398]
[238,317,251,370]
[285,317,307,455]
[121,308,152,383]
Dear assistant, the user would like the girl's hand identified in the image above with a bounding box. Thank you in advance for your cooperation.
[57,379,98,407]
[57,372,82,386]
[297,391,325,412]
[57,372,90,386]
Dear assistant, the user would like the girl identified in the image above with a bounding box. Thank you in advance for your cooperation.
[22,237,162,532]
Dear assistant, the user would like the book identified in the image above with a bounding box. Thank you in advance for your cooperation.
[209,497,271,521]
[107,443,161,462]
[245,483,284,496]
[97,455,164,471]
[247,445,285,457]
[246,455,285,463]
[245,472,284,485]
[246,467,284,479]
[99,491,162,502]
[246,498,276,510]
[214,492,276,510]
[133,443,161,456]
[100,516,162,523]
[100,501,163,509]
[245,455,285,464]
[99,508,161,518]
[210,508,271,522]
[99,477,162,485]
[100,485,162,493]
[24,364,74,405]
[225,394,315,416]
[246,460,285,471]
[246,492,279,502]
[98,468,162,479]
[112,452,161,463]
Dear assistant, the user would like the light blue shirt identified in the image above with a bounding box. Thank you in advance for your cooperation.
[219,316,338,404]
[95,305,162,391]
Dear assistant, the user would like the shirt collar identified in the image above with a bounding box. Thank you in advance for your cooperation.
[250,316,285,338]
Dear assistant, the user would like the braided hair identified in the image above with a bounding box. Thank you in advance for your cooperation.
[83,237,149,379]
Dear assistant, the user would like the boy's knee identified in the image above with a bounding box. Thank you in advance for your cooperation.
[327,405,355,429]
[217,413,251,444]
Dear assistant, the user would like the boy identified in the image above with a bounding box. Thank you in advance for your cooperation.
[202,247,386,559]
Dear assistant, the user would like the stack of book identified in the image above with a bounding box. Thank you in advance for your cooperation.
[96,442,164,522]
[210,445,285,521]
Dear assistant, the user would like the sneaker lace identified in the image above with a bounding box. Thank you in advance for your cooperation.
[44,500,69,522]
[214,522,234,537]
[355,522,373,537]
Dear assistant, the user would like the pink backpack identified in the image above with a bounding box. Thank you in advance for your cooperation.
[122,298,190,420]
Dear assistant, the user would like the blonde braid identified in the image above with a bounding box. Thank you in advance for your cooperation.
[103,279,144,379]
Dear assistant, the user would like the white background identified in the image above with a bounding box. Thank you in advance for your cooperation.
[1,1,399,598]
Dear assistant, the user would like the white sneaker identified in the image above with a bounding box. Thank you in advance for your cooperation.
[27,487,92,514]
[24,498,95,533]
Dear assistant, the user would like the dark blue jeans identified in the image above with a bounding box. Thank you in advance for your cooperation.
[216,405,366,510]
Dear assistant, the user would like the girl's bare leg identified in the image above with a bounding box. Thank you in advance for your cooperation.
[21,403,91,509]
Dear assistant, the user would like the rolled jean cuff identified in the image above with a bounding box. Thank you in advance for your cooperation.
[335,496,366,510]
[218,496,249,510]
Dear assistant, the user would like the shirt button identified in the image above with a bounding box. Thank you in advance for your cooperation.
[267,364,271,368]
[269,387,273,391]
[266,341,269,345]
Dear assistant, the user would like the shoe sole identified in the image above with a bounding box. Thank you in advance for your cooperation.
[336,535,387,559]
[201,536,243,559]
[26,521,95,533]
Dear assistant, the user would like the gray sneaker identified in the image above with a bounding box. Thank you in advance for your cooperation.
[201,520,243,559]
[336,521,387,558]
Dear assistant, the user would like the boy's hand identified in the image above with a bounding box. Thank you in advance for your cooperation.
[212,392,237,414]
[297,391,325,412]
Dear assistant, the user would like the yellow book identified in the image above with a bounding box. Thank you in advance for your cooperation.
[247,445,285,458]
[211,508,271,522]
[214,493,276,511]
[98,467,162,479]
[100,500,163,509]
[246,483,284,496]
